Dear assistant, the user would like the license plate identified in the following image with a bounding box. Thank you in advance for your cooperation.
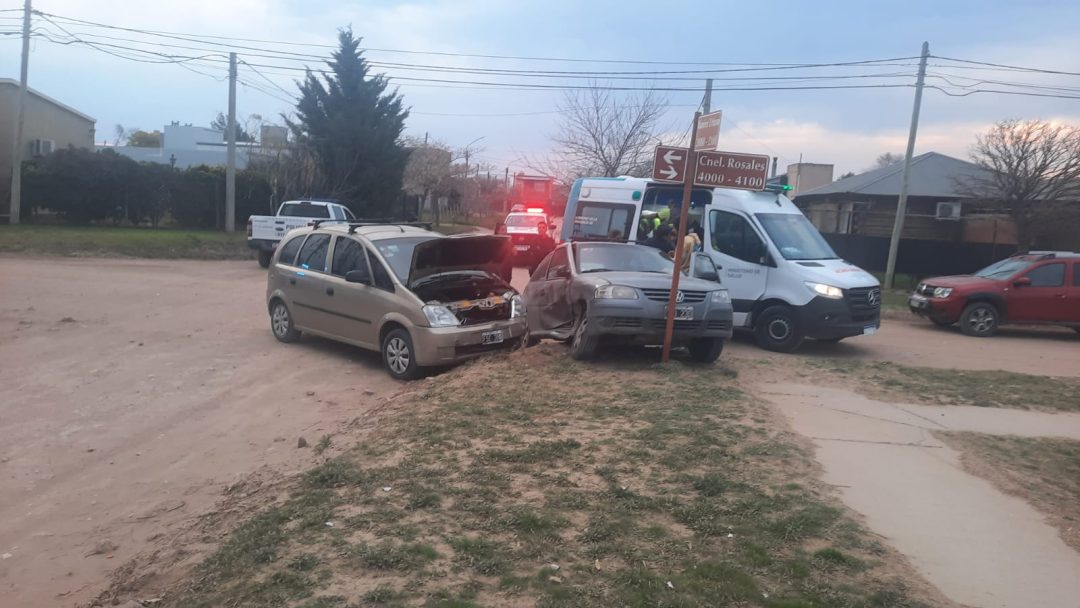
[664,306,694,321]
[908,295,927,309]
[481,330,505,345]
[514,245,530,252]
[863,325,878,335]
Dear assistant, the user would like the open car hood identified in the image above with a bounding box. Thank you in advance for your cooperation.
[408,234,509,285]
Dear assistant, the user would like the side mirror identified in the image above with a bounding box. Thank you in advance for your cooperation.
[554,265,571,279]
[345,269,371,284]
[692,253,721,282]
[1013,276,1032,288]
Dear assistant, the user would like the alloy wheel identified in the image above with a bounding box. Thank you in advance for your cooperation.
[272,304,290,338]
[386,337,410,375]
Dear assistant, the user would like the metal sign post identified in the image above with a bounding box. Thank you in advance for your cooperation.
[661,112,701,363]
[694,110,722,151]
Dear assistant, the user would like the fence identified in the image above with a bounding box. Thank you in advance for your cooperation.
[823,233,1016,279]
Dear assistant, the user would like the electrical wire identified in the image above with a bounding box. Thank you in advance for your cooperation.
[37,11,924,68]
[931,55,1080,77]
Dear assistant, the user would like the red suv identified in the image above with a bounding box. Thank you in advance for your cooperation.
[908,252,1080,337]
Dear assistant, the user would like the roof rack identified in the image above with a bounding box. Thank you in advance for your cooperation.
[346,221,433,234]
[308,219,349,230]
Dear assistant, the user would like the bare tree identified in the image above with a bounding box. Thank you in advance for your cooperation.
[958,119,1080,250]
[874,152,904,169]
[403,137,454,223]
[113,124,127,146]
[551,86,668,180]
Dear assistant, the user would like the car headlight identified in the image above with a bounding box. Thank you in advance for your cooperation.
[510,294,526,318]
[804,281,844,299]
[422,304,460,327]
[932,287,953,298]
[594,285,638,300]
[710,289,731,304]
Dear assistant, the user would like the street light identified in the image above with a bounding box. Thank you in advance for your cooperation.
[462,136,486,221]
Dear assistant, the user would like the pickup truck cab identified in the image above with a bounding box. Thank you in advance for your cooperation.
[248,200,356,267]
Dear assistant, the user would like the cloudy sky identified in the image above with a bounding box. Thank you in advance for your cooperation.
[1,0,1078,176]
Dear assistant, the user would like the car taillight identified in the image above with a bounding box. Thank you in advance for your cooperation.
[246,218,252,237]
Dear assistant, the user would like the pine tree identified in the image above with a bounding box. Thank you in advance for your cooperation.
[289,28,409,215]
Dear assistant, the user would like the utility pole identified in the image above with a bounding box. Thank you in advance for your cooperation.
[702,78,713,114]
[884,41,930,289]
[661,112,701,363]
[225,52,237,232]
[503,167,509,214]
[7,0,31,225]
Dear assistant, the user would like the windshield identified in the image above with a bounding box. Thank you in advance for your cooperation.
[576,244,675,274]
[279,203,331,218]
[373,236,439,280]
[975,258,1033,279]
[505,214,544,228]
[755,213,837,260]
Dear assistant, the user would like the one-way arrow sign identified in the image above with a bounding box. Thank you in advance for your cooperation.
[652,145,689,183]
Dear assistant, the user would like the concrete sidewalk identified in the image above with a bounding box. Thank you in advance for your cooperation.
[766,383,1080,608]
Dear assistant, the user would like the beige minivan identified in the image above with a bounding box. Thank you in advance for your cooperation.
[266,223,528,379]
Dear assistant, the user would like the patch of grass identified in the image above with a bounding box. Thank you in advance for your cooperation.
[288,553,320,572]
[351,541,439,571]
[941,432,1080,552]
[813,547,865,570]
[810,359,1080,411]
[314,434,333,455]
[450,536,511,575]
[0,225,250,259]
[158,346,938,608]
[479,439,582,464]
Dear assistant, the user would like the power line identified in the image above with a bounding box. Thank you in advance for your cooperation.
[239,59,297,99]
[931,55,1080,77]
[926,85,1080,100]
[34,11,921,68]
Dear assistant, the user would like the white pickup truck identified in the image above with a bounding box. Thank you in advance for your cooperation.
[247,200,356,267]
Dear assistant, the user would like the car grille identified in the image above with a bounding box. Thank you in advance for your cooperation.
[916,283,938,296]
[706,319,732,331]
[646,319,703,331]
[606,316,643,328]
[455,341,517,356]
[640,289,708,303]
[844,286,882,322]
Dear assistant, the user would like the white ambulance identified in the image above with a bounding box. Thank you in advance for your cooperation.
[559,177,881,352]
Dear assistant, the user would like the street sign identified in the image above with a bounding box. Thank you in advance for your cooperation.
[651,145,689,183]
[694,110,722,151]
[694,150,770,191]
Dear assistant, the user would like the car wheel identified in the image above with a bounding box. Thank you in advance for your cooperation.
[270,300,300,343]
[960,302,999,337]
[382,328,423,380]
[754,305,804,353]
[688,337,724,362]
[257,249,273,268]
[569,304,599,361]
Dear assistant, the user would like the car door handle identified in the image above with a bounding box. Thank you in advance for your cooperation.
[289,278,296,285]
[326,287,335,296]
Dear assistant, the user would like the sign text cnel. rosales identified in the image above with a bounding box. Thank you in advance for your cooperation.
[699,155,768,172]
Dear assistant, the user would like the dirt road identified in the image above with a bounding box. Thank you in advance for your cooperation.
[0,258,400,607]
[725,315,1080,378]
[1,256,1076,607]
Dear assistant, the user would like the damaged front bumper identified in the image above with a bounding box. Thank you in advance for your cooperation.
[411,318,529,366]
